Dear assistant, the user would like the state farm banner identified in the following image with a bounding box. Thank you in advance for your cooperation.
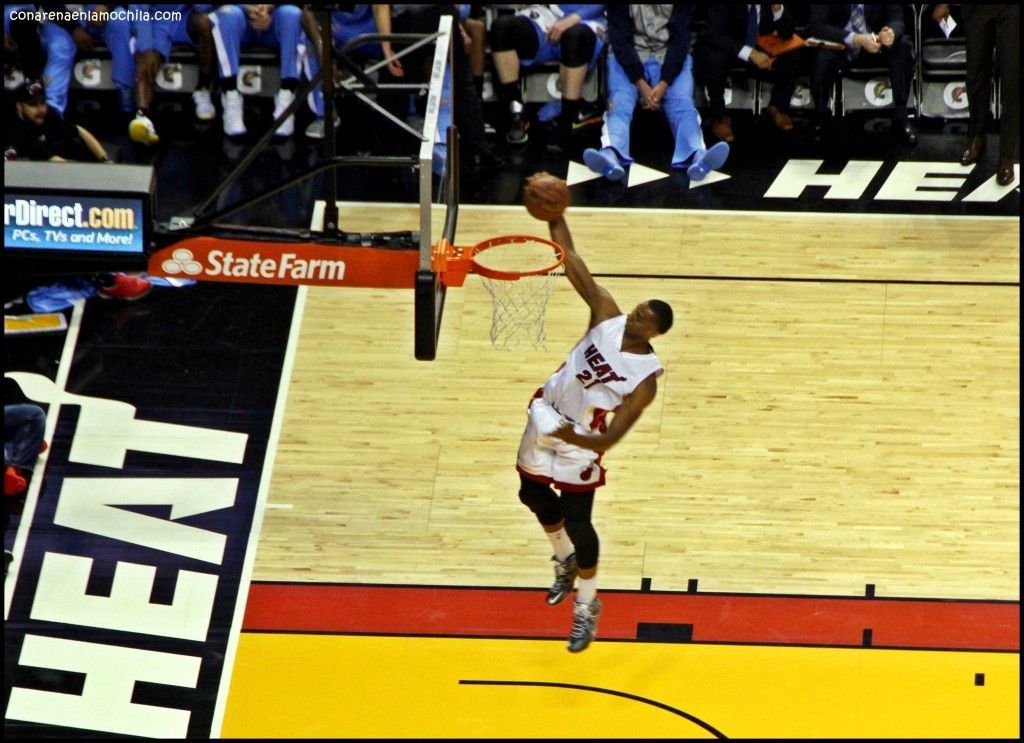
[149,236,420,289]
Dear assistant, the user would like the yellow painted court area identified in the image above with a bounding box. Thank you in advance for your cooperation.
[222,634,1018,738]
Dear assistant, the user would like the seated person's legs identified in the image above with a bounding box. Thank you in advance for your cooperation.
[762,50,798,131]
[694,41,735,141]
[38,21,78,115]
[661,53,729,179]
[265,4,304,136]
[550,22,598,154]
[582,52,635,181]
[489,12,542,143]
[809,47,842,140]
[211,4,249,135]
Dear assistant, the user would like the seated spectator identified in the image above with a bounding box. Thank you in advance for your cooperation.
[4,3,93,116]
[488,4,606,153]
[696,3,799,143]
[372,4,504,178]
[808,3,917,145]
[127,4,217,144]
[931,4,1017,186]
[212,4,305,137]
[7,78,113,162]
[583,4,729,183]
[5,79,153,301]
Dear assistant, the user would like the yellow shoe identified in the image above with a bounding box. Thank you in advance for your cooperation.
[128,114,159,145]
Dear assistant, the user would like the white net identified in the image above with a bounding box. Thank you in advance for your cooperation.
[474,239,563,350]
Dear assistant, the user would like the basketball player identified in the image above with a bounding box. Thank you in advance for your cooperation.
[517,213,673,652]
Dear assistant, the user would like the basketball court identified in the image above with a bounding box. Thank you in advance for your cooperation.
[3,14,1019,739]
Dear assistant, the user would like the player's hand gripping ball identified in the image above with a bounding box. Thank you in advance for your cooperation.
[523,172,570,222]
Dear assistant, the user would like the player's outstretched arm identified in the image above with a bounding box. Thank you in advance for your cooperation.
[552,374,658,452]
[549,215,620,326]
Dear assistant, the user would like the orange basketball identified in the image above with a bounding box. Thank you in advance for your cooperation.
[523,172,570,222]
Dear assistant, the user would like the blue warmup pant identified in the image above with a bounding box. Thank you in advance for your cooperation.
[600,52,705,169]
[212,4,302,81]
[83,5,137,111]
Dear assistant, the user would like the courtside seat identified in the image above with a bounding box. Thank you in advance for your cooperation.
[66,42,283,98]
[916,4,997,121]
[838,3,918,118]
[691,5,759,114]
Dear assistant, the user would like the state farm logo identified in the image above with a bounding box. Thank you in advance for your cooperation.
[943,81,969,110]
[158,63,184,90]
[152,245,347,284]
[865,78,893,107]
[161,248,203,275]
[74,60,103,86]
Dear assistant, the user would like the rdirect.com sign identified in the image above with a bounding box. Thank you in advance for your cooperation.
[4,195,144,252]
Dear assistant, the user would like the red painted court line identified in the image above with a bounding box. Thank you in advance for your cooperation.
[243,584,1019,651]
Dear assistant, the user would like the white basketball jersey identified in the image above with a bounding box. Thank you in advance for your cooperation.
[542,315,663,431]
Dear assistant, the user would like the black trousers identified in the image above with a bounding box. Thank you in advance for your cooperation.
[810,37,913,118]
[963,4,1019,158]
[376,5,488,156]
[695,44,800,119]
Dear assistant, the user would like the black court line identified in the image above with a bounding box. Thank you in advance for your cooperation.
[248,579,1021,604]
[459,679,728,738]
[239,628,1019,655]
[591,273,1020,288]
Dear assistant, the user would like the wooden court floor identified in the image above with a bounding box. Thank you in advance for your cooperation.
[258,204,1018,599]
[228,204,1019,737]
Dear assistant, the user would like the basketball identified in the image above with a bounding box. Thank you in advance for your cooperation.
[523,172,570,222]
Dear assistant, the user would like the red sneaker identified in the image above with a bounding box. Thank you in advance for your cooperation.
[5,466,27,496]
[98,273,152,301]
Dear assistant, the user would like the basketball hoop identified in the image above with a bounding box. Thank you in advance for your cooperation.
[470,235,565,350]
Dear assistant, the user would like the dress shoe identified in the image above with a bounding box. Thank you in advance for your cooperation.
[894,118,917,146]
[960,136,986,166]
[710,116,735,143]
[765,105,793,131]
[996,156,1016,186]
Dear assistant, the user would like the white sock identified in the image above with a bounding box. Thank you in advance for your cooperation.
[576,576,597,605]
[545,527,573,561]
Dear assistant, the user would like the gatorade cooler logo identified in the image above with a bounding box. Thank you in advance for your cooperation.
[158,63,184,90]
[239,66,262,95]
[866,79,893,107]
[74,60,103,86]
[545,73,563,100]
[943,82,969,110]
[790,84,811,108]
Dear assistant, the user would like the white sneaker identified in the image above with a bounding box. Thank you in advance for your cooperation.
[273,88,295,137]
[304,114,341,140]
[192,89,215,121]
[221,90,246,136]
[128,113,159,145]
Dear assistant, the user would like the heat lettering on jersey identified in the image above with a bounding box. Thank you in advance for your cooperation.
[575,344,628,389]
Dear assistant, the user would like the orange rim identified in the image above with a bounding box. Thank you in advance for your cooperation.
[469,235,566,281]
